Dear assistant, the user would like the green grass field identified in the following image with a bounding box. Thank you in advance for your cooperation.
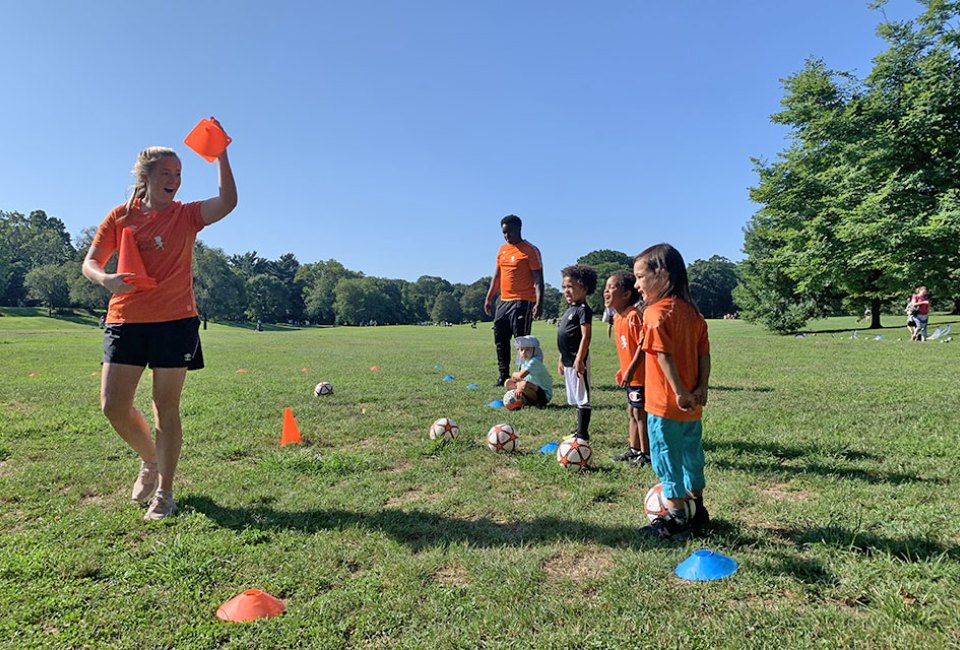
[1,309,958,649]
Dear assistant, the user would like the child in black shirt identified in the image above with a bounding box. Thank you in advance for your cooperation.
[557,264,597,440]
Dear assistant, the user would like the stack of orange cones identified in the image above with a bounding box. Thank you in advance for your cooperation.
[216,589,285,622]
[281,407,301,446]
[184,117,232,162]
[117,228,157,291]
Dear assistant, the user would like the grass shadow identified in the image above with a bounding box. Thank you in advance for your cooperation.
[213,321,306,332]
[704,439,931,486]
[710,385,775,394]
[776,525,960,563]
[186,495,655,551]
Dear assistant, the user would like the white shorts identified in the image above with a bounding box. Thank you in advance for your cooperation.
[562,363,591,408]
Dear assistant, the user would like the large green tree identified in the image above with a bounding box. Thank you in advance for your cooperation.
[740,1,960,330]
[194,242,246,323]
[298,260,361,325]
[24,263,70,316]
[0,210,75,305]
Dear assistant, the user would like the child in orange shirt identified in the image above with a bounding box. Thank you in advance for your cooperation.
[603,271,650,468]
[635,243,711,540]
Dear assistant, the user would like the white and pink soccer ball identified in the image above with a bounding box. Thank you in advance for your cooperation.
[556,436,592,469]
[429,417,460,441]
[314,381,334,396]
[486,423,518,452]
[643,483,697,522]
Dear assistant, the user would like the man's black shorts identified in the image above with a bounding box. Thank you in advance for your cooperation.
[494,299,534,338]
[103,316,204,370]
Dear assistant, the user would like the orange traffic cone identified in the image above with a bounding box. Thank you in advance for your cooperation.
[184,117,232,162]
[216,589,285,622]
[281,407,301,446]
[117,228,157,290]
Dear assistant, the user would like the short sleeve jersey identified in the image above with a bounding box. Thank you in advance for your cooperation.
[496,240,542,302]
[911,294,930,315]
[613,307,644,387]
[91,199,205,324]
[557,303,592,367]
[641,298,710,422]
[520,357,553,401]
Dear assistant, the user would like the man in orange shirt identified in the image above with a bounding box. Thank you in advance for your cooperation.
[484,215,544,386]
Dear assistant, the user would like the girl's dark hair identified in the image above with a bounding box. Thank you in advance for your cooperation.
[561,264,597,295]
[633,243,694,306]
[609,270,641,305]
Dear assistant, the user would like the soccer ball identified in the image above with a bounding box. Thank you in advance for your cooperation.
[503,389,523,411]
[314,381,334,397]
[429,417,460,441]
[486,423,518,452]
[556,436,591,469]
[643,483,696,522]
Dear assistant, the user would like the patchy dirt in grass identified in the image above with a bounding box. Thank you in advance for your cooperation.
[80,492,106,506]
[494,466,521,481]
[0,460,12,479]
[386,488,423,507]
[543,547,614,582]
[760,482,813,503]
[434,564,470,587]
[388,461,414,474]
[2,400,34,416]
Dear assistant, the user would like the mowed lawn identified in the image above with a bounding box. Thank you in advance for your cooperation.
[1,309,958,649]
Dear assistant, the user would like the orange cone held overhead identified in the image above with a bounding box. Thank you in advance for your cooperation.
[184,117,232,162]
[216,589,285,622]
[117,228,157,290]
[281,407,301,446]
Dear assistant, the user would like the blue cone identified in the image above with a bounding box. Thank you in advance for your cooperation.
[675,549,738,581]
[466,383,479,389]
[538,441,559,454]
[488,400,504,408]
[434,364,443,369]
[443,375,455,381]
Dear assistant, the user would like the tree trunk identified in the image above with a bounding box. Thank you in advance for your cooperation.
[870,297,882,329]
[952,297,960,315]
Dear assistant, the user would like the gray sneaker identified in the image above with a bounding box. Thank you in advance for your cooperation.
[131,461,159,503]
[144,490,177,521]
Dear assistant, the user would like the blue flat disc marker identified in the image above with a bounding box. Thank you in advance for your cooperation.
[538,441,559,454]
[488,400,504,408]
[443,375,455,381]
[675,549,738,581]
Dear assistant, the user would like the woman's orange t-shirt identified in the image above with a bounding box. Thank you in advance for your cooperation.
[91,199,205,324]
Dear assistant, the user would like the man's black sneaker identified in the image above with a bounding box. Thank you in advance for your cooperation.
[640,515,692,541]
[690,501,710,536]
[494,377,508,387]
[611,447,642,462]
[629,453,651,469]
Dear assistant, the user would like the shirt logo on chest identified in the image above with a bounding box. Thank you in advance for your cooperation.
[153,236,165,250]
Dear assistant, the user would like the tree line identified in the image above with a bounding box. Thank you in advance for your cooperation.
[0,212,740,324]
[736,1,960,331]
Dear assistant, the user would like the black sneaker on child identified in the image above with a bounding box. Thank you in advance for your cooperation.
[629,453,651,469]
[611,447,642,462]
[689,500,710,536]
[640,514,692,541]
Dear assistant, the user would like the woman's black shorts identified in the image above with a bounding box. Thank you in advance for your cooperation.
[103,316,204,370]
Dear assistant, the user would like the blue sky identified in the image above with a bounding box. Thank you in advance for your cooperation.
[0,1,920,285]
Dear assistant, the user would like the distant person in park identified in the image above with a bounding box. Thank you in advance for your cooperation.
[635,243,711,541]
[906,286,930,341]
[557,264,597,441]
[856,306,871,323]
[82,126,237,521]
[602,305,616,338]
[484,215,544,386]
[503,335,553,409]
[603,271,650,468]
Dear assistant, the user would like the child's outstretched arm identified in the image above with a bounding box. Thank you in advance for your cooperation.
[655,351,696,411]
[691,353,711,406]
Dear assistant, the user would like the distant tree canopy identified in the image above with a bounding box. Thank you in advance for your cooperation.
[738,2,960,331]
[688,256,739,318]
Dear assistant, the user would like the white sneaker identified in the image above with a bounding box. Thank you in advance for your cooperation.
[131,461,159,503]
[144,490,177,521]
